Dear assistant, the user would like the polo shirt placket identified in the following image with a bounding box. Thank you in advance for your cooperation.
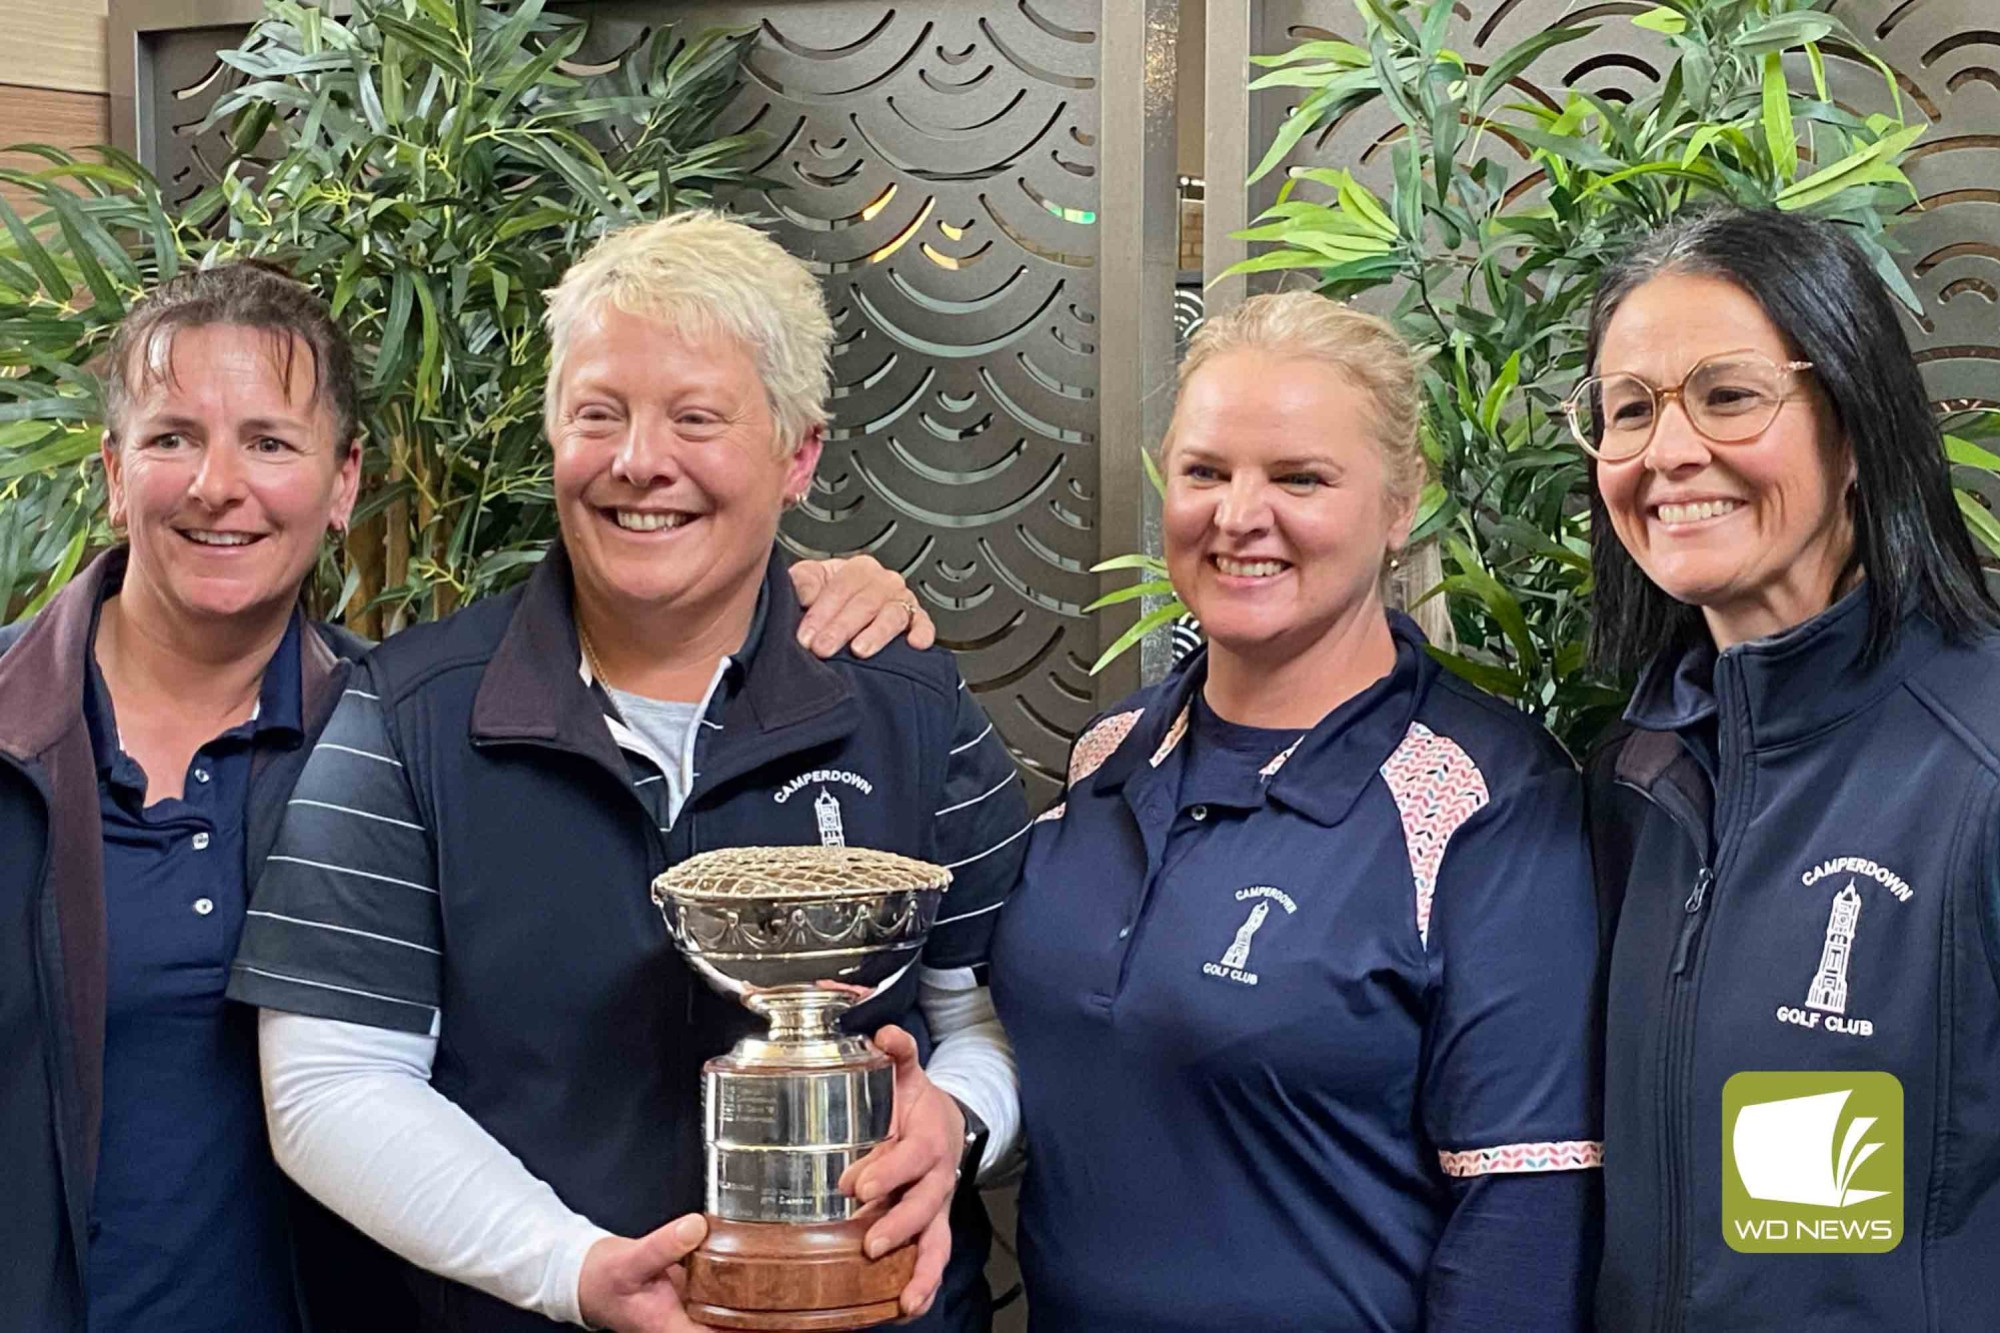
[85,615,305,1333]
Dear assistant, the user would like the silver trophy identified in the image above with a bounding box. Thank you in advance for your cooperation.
[650,845,951,1331]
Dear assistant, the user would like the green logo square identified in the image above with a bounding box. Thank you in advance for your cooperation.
[1723,1071,1902,1253]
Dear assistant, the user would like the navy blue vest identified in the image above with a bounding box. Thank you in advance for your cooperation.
[353,550,998,1332]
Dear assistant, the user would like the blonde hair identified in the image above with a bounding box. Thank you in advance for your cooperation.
[1174,290,1427,505]
[543,211,834,452]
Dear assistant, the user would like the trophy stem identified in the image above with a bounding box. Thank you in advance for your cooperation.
[746,986,853,1045]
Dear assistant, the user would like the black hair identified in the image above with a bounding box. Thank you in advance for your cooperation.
[102,259,360,451]
[1582,206,1998,673]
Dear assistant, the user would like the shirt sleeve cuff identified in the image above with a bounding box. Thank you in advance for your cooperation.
[554,1220,616,1328]
[228,962,440,1035]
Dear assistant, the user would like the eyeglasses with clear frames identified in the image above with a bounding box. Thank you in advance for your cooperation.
[1564,352,1816,462]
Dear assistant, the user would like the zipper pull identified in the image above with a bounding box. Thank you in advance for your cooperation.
[1671,867,1714,974]
[1684,866,1712,914]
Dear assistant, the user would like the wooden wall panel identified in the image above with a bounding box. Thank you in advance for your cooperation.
[0,85,110,216]
[4,1,110,96]
[2,0,110,216]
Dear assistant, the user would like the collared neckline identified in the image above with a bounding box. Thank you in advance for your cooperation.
[1175,692,1305,811]
[471,541,853,753]
[77,553,306,794]
[1093,612,1435,827]
[0,548,119,763]
[578,574,769,703]
[1623,582,1943,751]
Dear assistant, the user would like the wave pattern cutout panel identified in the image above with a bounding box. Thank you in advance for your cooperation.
[596,2,1105,808]
[143,24,258,205]
[137,2,1107,810]
[1248,1,2000,413]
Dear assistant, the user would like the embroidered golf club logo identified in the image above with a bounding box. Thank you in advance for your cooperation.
[813,788,845,847]
[1723,1071,1902,1253]
[1777,858,1911,1040]
[773,769,871,847]
[1202,885,1296,986]
[1806,881,1861,1015]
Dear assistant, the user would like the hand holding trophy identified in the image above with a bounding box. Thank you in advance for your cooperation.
[651,846,955,1330]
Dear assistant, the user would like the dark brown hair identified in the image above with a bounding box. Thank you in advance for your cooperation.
[1583,207,1997,672]
[102,260,360,451]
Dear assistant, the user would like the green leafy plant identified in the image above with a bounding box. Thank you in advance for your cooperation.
[1085,450,1179,674]
[1094,0,1999,751]
[1,0,758,633]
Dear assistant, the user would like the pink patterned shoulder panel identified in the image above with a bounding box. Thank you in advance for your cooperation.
[1067,709,1144,788]
[1377,721,1490,946]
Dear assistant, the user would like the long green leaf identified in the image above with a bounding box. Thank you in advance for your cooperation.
[1946,434,2000,473]
[413,275,442,406]
[44,189,133,309]
[374,10,469,81]
[1084,579,1177,612]
[374,270,415,390]
[1088,599,1187,676]
[1426,646,1526,699]
[1957,490,2000,560]
[0,426,100,481]
[1090,553,1170,576]
[1471,25,1593,114]
[1631,7,1687,35]
[1251,40,1370,69]
[1775,123,1924,210]
[1736,14,1836,59]
[1761,53,1798,181]
[487,23,588,126]
[0,193,69,300]
[1214,248,1345,281]
[21,525,89,618]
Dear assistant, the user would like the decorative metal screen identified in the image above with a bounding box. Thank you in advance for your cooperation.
[115,0,1164,812]
[1211,0,2000,413]
[133,23,251,200]
[663,2,1107,810]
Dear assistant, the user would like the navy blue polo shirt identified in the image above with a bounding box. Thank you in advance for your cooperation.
[84,606,303,1333]
[990,618,1601,1332]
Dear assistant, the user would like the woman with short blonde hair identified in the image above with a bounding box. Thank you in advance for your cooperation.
[235,211,1026,1333]
[543,209,833,452]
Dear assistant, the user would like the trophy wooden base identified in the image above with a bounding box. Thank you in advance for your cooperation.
[684,1215,916,1331]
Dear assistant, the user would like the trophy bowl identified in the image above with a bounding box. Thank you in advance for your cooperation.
[655,845,947,999]
[651,846,953,1332]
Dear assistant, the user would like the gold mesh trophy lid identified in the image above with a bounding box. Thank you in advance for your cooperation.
[652,845,951,999]
[653,845,951,903]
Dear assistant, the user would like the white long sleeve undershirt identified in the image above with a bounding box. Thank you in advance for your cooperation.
[911,965,1022,1174]
[258,966,1018,1326]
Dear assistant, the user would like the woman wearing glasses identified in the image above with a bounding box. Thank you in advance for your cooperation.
[1575,207,2000,1333]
